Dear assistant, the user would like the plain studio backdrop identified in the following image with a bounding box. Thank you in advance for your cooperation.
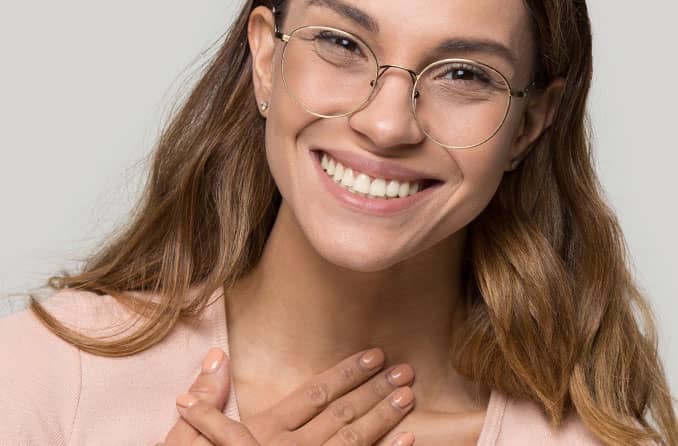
[1,1,676,394]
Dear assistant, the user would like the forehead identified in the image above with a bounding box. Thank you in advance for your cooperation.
[287,0,534,73]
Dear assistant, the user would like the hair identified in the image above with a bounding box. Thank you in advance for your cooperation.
[27,0,676,444]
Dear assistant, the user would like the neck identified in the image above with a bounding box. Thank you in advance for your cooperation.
[225,203,488,414]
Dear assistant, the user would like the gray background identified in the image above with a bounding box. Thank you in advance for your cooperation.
[1,2,675,393]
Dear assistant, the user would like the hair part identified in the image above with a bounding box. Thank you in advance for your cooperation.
[30,0,677,444]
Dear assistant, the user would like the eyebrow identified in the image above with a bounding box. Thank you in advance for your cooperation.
[304,0,519,67]
[432,38,519,67]
[306,0,379,33]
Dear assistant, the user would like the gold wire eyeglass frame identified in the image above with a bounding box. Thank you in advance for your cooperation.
[271,6,535,150]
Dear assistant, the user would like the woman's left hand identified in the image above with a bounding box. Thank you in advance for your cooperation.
[157,347,233,445]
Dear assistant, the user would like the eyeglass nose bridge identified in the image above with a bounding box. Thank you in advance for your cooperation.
[369,64,421,104]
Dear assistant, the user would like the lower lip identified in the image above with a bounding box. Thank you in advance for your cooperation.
[309,150,442,216]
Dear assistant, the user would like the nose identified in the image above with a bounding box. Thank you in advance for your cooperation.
[347,65,426,153]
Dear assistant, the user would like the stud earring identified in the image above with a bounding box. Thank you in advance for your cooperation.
[260,100,269,111]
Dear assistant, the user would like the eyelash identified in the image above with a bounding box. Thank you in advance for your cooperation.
[313,31,494,85]
[437,63,491,84]
[315,31,364,56]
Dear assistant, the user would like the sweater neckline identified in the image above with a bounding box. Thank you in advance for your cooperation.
[213,287,505,445]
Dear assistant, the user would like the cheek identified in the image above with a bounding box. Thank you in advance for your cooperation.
[434,132,514,232]
[457,133,512,195]
[453,108,522,194]
[263,68,317,203]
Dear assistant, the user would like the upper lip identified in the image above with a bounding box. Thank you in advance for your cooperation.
[314,148,442,183]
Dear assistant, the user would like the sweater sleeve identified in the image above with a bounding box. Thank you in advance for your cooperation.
[0,293,82,445]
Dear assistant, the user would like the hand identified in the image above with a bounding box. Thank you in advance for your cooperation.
[160,347,416,445]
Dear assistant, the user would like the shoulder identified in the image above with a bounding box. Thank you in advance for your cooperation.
[492,391,604,445]
[0,286,228,444]
[0,289,89,442]
[0,287,139,344]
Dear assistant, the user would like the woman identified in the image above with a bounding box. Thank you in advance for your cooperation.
[0,0,675,444]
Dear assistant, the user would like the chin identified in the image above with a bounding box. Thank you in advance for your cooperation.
[307,231,410,273]
[322,252,401,273]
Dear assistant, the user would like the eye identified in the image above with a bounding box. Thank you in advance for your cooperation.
[423,61,507,95]
[449,68,476,81]
[441,64,491,84]
[315,31,364,56]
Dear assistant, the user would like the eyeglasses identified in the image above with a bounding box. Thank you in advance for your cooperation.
[271,7,534,150]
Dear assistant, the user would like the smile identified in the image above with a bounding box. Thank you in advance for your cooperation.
[310,150,442,216]
[319,152,434,199]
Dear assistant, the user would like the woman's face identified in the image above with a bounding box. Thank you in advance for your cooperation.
[249,0,556,272]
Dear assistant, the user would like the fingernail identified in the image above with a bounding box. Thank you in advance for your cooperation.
[359,348,384,370]
[393,432,415,446]
[391,387,414,409]
[387,364,414,386]
[201,348,225,373]
[176,393,198,408]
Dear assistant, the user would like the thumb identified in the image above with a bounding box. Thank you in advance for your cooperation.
[188,347,231,410]
[162,347,231,445]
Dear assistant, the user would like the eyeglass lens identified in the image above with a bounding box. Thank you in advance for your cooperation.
[281,26,513,149]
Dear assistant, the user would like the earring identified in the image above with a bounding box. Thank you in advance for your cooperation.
[260,100,269,112]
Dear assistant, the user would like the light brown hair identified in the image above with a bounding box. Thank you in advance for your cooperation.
[30,0,677,444]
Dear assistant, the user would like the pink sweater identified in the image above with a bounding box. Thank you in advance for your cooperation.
[0,288,604,445]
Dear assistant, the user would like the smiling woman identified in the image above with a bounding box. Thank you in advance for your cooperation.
[1,0,676,445]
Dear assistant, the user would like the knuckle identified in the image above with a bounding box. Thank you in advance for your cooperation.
[337,426,366,446]
[340,363,358,381]
[305,382,330,408]
[377,400,399,421]
[370,376,391,398]
[189,402,211,418]
[329,400,357,424]
[188,386,212,399]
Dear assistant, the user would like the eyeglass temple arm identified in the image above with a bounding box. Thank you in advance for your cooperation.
[510,80,537,98]
[271,6,287,41]
[270,5,536,98]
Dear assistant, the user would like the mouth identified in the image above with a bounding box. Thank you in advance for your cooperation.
[312,150,442,199]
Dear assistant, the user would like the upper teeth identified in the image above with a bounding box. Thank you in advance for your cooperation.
[321,152,425,198]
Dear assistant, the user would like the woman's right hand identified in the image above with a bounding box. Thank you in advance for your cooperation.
[161,347,416,446]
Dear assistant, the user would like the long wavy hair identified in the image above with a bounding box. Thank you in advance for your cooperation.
[28,0,676,444]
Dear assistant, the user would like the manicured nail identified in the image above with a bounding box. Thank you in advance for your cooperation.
[387,364,414,386]
[201,347,225,373]
[392,432,415,446]
[359,348,384,370]
[391,387,414,409]
[176,393,198,408]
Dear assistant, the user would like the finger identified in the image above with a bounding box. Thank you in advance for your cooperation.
[325,386,415,446]
[295,363,414,442]
[190,436,214,446]
[177,396,259,446]
[383,431,416,446]
[269,347,386,430]
[164,348,230,445]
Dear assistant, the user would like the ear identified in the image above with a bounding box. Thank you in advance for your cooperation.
[248,6,278,117]
[505,77,566,171]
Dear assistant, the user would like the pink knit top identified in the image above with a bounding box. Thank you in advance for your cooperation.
[0,288,604,445]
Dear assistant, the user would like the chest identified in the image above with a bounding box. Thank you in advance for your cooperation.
[235,383,487,446]
[372,409,486,446]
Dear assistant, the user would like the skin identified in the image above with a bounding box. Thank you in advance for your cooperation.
[175,0,564,444]
[164,348,418,445]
